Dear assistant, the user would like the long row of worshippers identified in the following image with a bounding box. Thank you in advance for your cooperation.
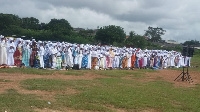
[0,35,191,70]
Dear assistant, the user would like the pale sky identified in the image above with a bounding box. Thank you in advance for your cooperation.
[1,0,200,43]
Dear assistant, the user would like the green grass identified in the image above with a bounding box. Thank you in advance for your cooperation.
[190,52,200,71]
[1,55,200,112]
[21,78,68,91]
[0,89,50,112]
[92,69,155,78]
[0,67,55,75]
[0,79,12,82]
[20,78,200,112]
[55,79,200,112]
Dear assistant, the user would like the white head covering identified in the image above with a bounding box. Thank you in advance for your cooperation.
[7,38,14,44]
[14,38,22,46]
[0,35,4,39]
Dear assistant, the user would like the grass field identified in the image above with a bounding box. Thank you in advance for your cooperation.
[0,52,199,112]
[0,67,55,75]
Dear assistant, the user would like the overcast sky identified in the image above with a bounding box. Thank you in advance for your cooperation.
[1,0,200,43]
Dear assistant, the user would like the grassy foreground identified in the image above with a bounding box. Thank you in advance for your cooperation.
[20,78,200,112]
[0,53,199,112]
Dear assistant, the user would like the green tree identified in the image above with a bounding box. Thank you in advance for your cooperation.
[95,25,126,46]
[183,40,200,46]
[0,13,21,36]
[144,26,166,42]
[125,31,147,49]
[47,19,73,33]
[21,17,40,30]
[46,19,73,41]
[125,31,135,45]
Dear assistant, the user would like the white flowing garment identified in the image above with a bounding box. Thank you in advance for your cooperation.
[78,50,83,69]
[143,55,148,67]
[0,41,8,65]
[7,44,15,66]
[67,48,73,67]
[87,51,91,69]
[38,46,45,68]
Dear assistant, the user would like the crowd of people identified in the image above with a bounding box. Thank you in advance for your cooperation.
[0,35,191,70]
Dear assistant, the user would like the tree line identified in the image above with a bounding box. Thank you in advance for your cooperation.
[1,13,198,51]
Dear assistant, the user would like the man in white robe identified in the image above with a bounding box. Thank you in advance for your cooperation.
[114,52,120,68]
[162,55,168,68]
[7,39,16,66]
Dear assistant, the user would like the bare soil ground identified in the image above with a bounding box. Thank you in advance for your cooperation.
[146,69,200,87]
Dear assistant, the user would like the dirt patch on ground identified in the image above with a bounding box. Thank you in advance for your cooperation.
[145,69,200,87]
[122,69,200,87]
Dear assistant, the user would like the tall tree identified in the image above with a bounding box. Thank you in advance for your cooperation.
[21,17,40,30]
[47,19,73,32]
[0,13,21,33]
[46,19,73,41]
[144,26,166,42]
[95,25,126,45]
[125,31,147,49]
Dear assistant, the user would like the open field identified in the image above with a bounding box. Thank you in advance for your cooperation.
[0,55,200,112]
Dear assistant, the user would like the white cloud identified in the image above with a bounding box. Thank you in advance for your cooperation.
[0,0,200,42]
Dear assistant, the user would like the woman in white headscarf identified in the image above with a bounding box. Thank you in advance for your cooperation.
[0,37,8,65]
